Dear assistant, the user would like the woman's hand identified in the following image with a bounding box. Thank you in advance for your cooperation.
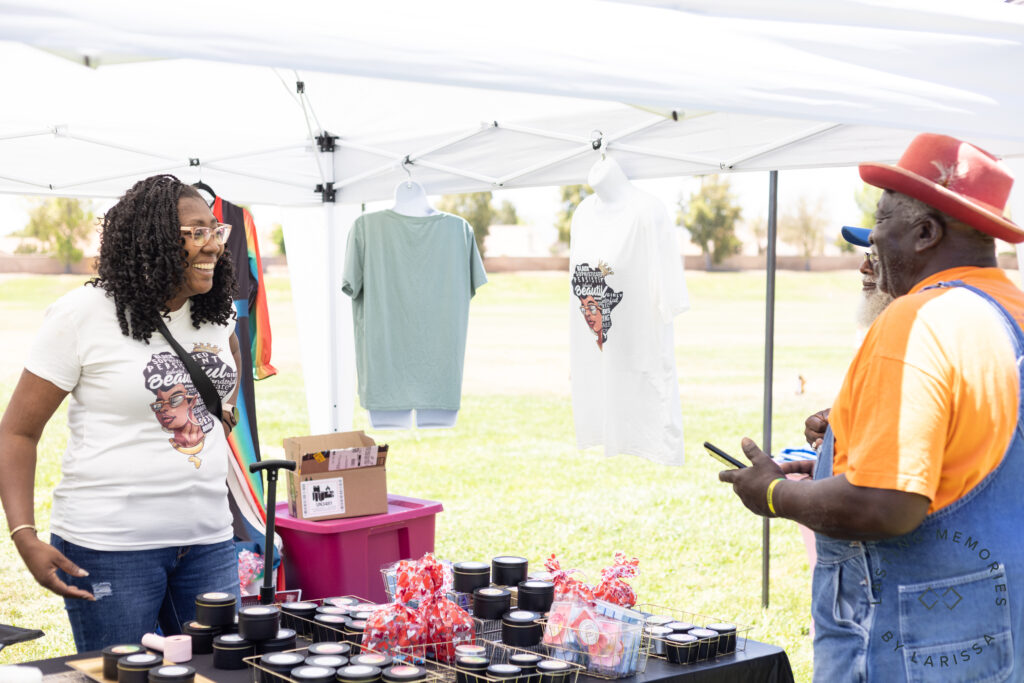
[14,532,94,600]
[221,405,238,439]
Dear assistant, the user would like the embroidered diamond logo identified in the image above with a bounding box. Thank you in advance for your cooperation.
[941,587,962,610]
[918,588,940,610]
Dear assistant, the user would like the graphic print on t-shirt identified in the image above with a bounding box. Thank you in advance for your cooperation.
[572,261,624,351]
[142,346,236,468]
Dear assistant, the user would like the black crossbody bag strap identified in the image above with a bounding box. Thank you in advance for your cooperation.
[155,317,223,423]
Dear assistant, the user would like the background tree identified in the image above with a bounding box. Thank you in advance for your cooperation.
[747,213,768,256]
[437,191,495,257]
[677,175,743,268]
[780,194,828,269]
[17,197,95,273]
[495,200,520,225]
[270,223,286,256]
[554,184,593,246]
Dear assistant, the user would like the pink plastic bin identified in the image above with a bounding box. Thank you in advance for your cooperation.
[275,494,444,603]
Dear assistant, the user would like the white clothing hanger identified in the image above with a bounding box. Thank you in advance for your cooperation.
[392,157,437,217]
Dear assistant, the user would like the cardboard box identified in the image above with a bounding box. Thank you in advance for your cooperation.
[283,431,388,521]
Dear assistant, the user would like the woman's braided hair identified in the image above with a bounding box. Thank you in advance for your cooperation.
[88,174,236,342]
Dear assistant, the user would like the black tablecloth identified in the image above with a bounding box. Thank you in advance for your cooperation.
[28,638,793,683]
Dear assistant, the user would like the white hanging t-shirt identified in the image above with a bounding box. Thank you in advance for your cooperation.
[569,189,689,465]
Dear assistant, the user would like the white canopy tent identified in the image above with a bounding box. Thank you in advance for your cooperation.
[3,0,1024,606]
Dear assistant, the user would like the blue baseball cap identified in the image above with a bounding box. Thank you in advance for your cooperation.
[841,226,872,247]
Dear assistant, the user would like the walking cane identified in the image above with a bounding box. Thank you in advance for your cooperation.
[249,460,297,605]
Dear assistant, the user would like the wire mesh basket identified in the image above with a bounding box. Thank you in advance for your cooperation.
[245,643,448,683]
[395,639,585,683]
[633,602,753,664]
[537,601,649,679]
[274,595,381,654]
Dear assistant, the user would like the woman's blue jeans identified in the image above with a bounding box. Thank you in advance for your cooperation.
[51,533,239,652]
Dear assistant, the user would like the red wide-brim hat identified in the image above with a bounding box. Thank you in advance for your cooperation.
[859,133,1023,244]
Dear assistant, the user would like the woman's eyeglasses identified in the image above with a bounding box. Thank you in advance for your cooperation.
[149,393,193,412]
[180,223,231,247]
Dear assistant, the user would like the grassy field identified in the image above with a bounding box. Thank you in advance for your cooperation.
[0,269,876,680]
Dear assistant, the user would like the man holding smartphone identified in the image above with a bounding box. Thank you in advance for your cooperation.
[720,133,1024,681]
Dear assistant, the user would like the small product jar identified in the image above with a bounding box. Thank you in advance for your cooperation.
[351,653,393,669]
[643,625,672,656]
[472,587,511,620]
[212,633,255,670]
[116,653,163,683]
[259,628,298,654]
[102,644,144,680]
[317,605,352,617]
[516,580,555,614]
[537,659,573,683]
[490,556,529,587]
[182,622,221,655]
[345,618,368,654]
[664,621,695,634]
[644,615,674,628]
[307,641,352,657]
[305,654,349,669]
[336,664,383,683]
[453,561,492,594]
[290,665,337,683]
[382,665,428,683]
[258,652,306,683]
[282,601,319,635]
[686,629,720,661]
[324,596,360,609]
[706,623,737,655]
[454,644,487,659]
[486,664,523,681]
[147,664,196,683]
[501,610,542,648]
[508,653,541,683]
[455,655,490,683]
[313,614,348,642]
[664,633,698,664]
[238,605,281,642]
[193,591,237,628]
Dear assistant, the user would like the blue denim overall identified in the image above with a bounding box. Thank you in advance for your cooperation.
[811,282,1024,682]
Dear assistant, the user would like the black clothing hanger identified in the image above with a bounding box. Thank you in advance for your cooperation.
[192,180,217,206]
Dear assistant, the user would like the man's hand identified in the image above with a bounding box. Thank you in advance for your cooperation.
[718,438,787,517]
[804,409,830,448]
[15,534,94,600]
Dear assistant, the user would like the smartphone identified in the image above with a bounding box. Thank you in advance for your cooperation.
[704,441,747,469]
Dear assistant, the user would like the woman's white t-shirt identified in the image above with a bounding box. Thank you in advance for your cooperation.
[25,286,236,551]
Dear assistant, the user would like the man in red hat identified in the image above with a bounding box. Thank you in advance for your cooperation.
[721,133,1024,681]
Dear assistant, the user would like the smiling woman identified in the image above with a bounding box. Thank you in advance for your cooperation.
[0,175,245,653]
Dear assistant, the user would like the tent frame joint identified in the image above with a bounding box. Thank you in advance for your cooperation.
[316,132,337,153]
[315,181,336,203]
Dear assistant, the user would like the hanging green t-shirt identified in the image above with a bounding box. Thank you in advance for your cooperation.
[342,210,487,411]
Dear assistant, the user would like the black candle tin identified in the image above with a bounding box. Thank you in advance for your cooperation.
[472,587,511,620]
[258,652,306,683]
[486,664,523,681]
[453,561,491,594]
[194,591,237,628]
[317,605,351,617]
[313,614,348,642]
[345,618,367,654]
[644,615,673,628]
[290,665,338,683]
[508,653,541,683]
[537,659,572,683]
[516,580,555,614]
[212,633,255,670]
[664,621,695,634]
[352,611,374,621]
[490,556,529,587]
[352,653,393,669]
[454,644,487,659]
[305,654,349,669]
[686,629,719,660]
[706,623,737,655]
[116,653,163,683]
[282,601,319,635]
[643,625,672,656]
[308,641,352,657]
[258,628,297,654]
[336,664,383,683]
[501,610,542,647]
[239,605,281,642]
[455,654,490,683]
[382,665,428,683]
[664,633,697,664]
[324,596,360,609]
[147,665,196,683]
[102,644,144,680]
[182,621,220,655]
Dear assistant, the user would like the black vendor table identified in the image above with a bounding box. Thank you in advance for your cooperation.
[28,638,793,683]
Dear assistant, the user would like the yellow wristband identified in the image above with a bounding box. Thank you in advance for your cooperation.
[9,524,36,540]
[766,478,786,517]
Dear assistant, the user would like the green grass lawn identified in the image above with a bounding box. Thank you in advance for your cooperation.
[0,269,878,681]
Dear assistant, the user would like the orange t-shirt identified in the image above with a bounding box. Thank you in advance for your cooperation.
[829,267,1024,513]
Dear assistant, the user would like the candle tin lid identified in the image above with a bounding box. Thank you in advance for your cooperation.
[267,627,297,642]
[308,641,352,656]
[103,644,144,656]
[241,605,280,617]
[184,621,220,633]
[213,633,253,649]
[491,556,528,568]
[644,615,674,627]
[338,664,383,681]
[687,629,718,639]
[284,600,319,611]
[382,665,427,682]
[148,664,196,681]
[537,660,571,671]
[261,652,306,667]
[317,605,351,616]
[518,580,554,592]
[324,596,360,608]
[644,625,673,638]
[195,591,236,607]
[352,653,393,668]
[455,656,490,669]
[487,664,522,678]
[118,653,163,670]
[502,610,540,625]
[454,644,487,658]
[453,561,490,574]
[473,587,511,602]
[666,633,698,644]
[352,611,374,620]
[348,619,367,631]
[291,665,337,682]
[314,614,348,625]
[706,622,736,633]
[508,653,542,667]
[353,602,380,612]
[665,621,695,633]
[306,654,349,668]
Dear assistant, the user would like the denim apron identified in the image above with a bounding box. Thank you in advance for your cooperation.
[811,282,1023,682]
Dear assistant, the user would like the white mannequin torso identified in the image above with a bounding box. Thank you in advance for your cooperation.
[392,180,437,217]
[587,156,636,209]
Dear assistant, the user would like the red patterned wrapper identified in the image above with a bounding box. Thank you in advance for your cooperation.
[416,553,453,595]
[362,601,425,654]
[593,552,638,607]
[420,594,475,663]
[544,553,595,603]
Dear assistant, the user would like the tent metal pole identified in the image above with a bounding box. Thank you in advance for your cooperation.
[325,204,340,432]
[762,169,779,609]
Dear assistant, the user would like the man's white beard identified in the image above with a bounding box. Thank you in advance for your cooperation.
[856,288,894,328]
